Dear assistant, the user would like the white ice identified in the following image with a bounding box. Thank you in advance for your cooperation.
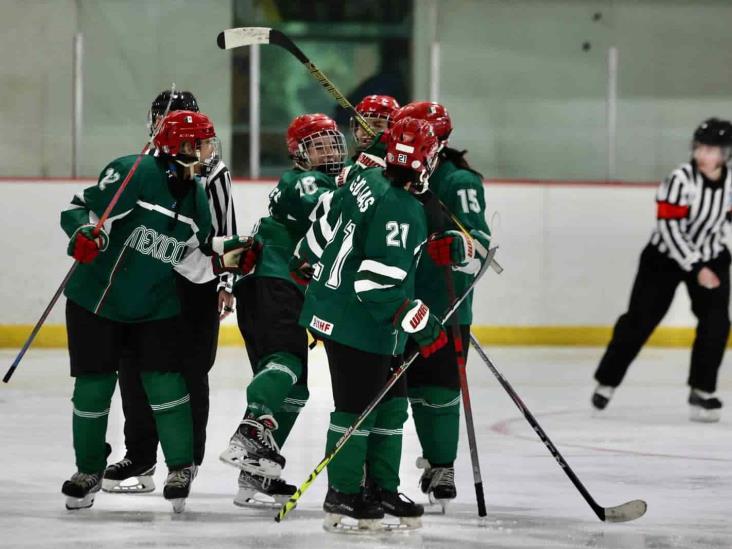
[1,344,730,549]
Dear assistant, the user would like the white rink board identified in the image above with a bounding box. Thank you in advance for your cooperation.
[0,179,709,328]
[0,345,730,548]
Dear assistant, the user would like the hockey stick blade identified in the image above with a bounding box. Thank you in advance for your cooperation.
[217,27,272,50]
[603,499,647,523]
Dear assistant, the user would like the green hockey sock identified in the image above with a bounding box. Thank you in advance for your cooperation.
[409,385,461,465]
[367,397,408,492]
[273,384,309,448]
[72,373,117,474]
[326,411,376,494]
[141,371,192,469]
[246,352,302,418]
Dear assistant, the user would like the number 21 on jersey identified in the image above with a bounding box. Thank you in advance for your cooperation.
[386,221,409,248]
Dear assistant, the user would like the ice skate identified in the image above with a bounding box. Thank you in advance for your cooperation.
[591,384,614,411]
[163,465,196,513]
[102,458,156,493]
[219,414,285,478]
[62,471,103,510]
[377,489,424,530]
[234,470,296,508]
[689,390,722,423]
[417,457,455,513]
[322,487,385,534]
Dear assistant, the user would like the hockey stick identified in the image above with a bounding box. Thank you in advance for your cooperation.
[216,26,502,275]
[2,87,177,384]
[442,267,487,517]
[467,335,647,523]
[274,247,498,523]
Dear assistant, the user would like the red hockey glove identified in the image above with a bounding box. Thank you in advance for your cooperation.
[393,299,447,358]
[289,256,315,286]
[426,230,475,267]
[212,236,261,275]
[67,224,109,264]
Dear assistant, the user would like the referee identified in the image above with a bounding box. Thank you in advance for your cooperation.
[592,118,732,423]
[102,90,238,492]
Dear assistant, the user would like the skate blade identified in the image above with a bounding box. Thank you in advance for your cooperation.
[384,516,422,531]
[689,408,721,423]
[102,476,155,494]
[219,453,282,478]
[427,493,451,514]
[65,494,96,510]
[233,488,290,508]
[323,513,384,534]
[170,498,186,514]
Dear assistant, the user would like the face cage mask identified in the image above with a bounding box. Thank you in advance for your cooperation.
[410,148,440,195]
[199,136,222,177]
[350,114,388,150]
[296,129,348,176]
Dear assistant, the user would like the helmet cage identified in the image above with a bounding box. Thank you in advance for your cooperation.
[350,113,389,150]
[293,129,347,176]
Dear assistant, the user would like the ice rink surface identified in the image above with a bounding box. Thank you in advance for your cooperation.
[1,344,730,549]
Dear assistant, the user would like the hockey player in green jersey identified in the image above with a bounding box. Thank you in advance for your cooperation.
[392,102,492,511]
[219,113,346,507]
[60,110,245,513]
[292,117,447,532]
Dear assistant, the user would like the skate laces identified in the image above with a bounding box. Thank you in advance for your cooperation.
[108,458,132,472]
[242,414,281,452]
[166,468,192,488]
[429,467,455,488]
[71,471,100,487]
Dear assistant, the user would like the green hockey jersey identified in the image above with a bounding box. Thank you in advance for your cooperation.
[416,158,491,325]
[61,154,212,322]
[246,168,336,286]
[337,132,387,187]
[298,168,428,355]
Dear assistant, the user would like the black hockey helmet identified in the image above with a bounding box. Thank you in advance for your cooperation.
[692,118,732,147]
[147,90,199,135]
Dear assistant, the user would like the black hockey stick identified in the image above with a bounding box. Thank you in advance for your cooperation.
[3,87,177,384]
[275,247,498,522]
[216,26,503,275]
[468,334,647,523]
[442,266,487,517]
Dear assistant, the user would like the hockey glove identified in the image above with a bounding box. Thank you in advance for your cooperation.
[393,299,447,358]
[427,230,475,267]
[453,229,491,275]
[212,235,261,275]
[289,255,315,286]
[67,224,109,264]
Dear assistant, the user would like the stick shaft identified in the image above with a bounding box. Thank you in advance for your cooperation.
[443,268,487,517]
[468,335,605,520]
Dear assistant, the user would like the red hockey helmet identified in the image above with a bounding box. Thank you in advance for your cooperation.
[351,95,400,150]
[390,101,452,143]
[153,110,216,157]
[386,117,439,193]
[287,113,347,176]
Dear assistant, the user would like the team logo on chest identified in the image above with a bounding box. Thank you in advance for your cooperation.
[124,225,187,265]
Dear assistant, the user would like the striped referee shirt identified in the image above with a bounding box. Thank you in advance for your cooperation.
[175,160,238,291]
[649,161,731,272]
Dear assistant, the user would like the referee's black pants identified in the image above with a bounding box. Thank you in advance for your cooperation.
[118,276,220,466]
[595,244,731,393]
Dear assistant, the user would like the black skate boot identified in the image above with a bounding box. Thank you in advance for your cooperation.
[378,489,423,530]
[417,458,456,513]
[163,465,196,513]
[689,390,723,423]
[102,458,156,493]
[234,470,296,508]
[62,471,103,510]
[322,486,384,533]
[219,414,285,478]
[591,385,614,411]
